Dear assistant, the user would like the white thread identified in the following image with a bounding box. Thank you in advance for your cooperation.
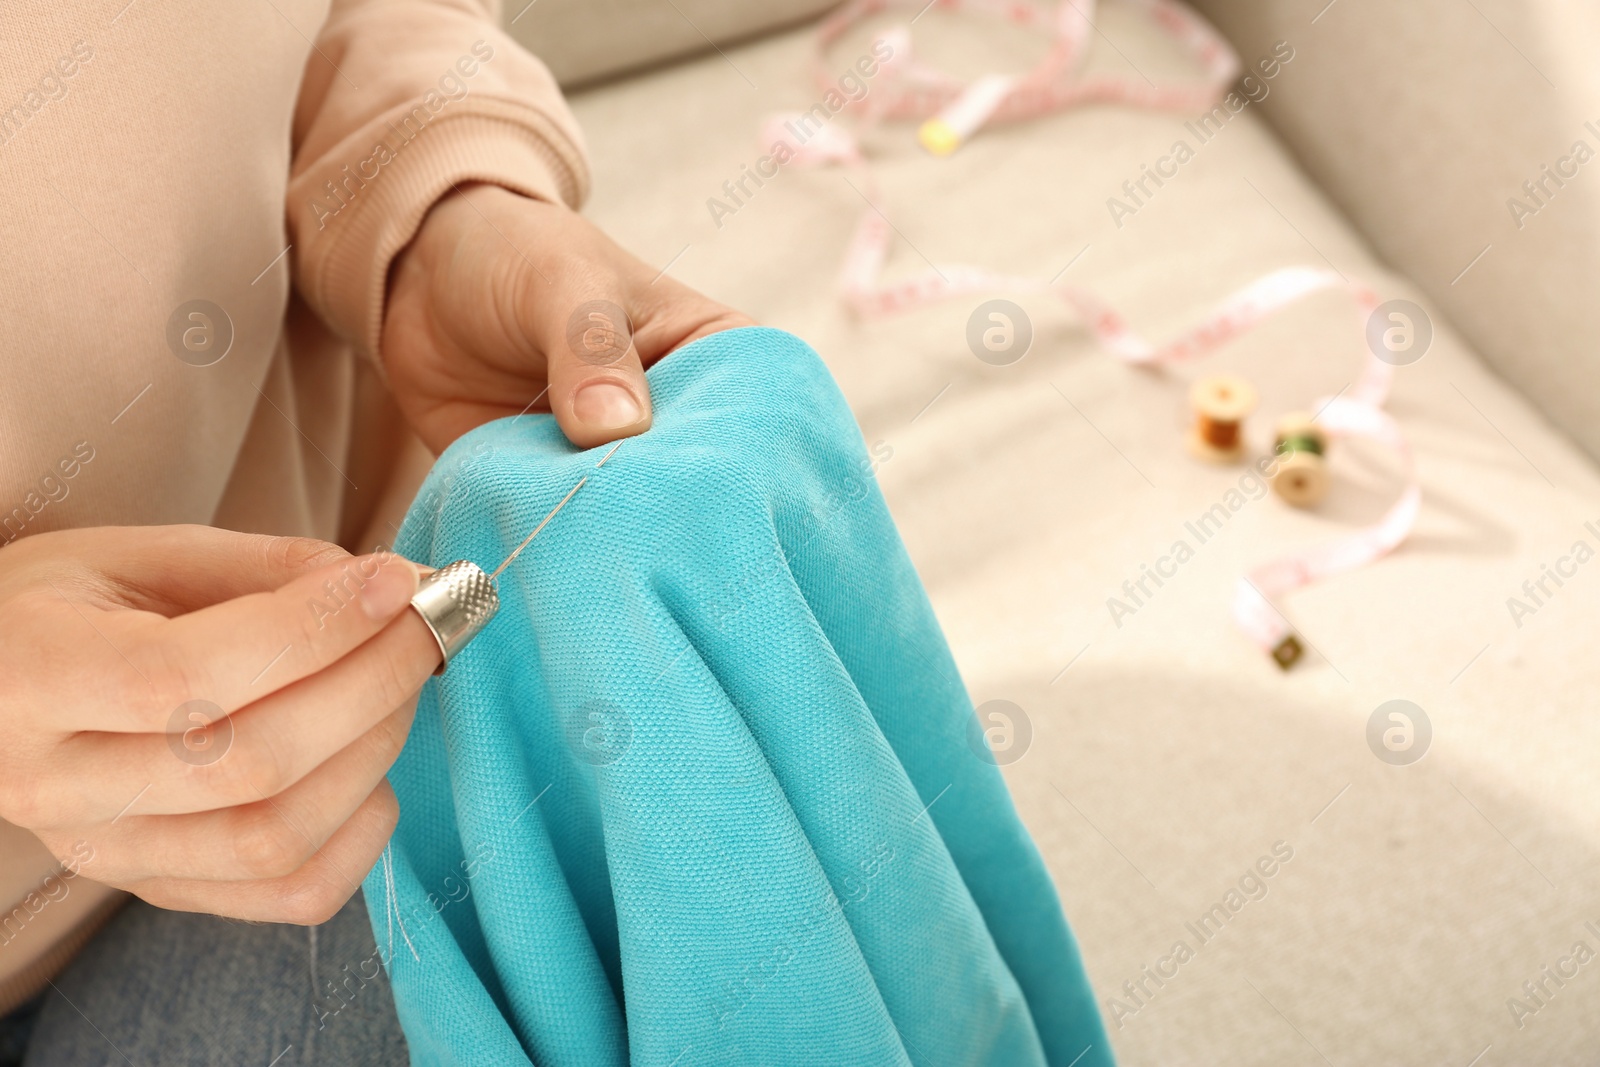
[383,844,420,964]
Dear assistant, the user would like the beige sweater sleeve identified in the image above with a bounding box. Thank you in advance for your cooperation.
[287,0,591,364]
[0,0,589,1015]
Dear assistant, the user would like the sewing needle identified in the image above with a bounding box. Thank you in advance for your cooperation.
[488,440,624,581]
[490,476,586,580]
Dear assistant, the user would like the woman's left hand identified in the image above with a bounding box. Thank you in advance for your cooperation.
[383,183,754,453]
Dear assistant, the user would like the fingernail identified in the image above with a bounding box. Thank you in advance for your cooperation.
[360,555,421,621]
[573,381,643,430]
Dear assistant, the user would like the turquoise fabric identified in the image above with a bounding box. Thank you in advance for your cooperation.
[363,327,1112,1067]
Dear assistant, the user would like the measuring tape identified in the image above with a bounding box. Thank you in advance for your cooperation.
[811,0,1238,153]
[765,0,1421,668]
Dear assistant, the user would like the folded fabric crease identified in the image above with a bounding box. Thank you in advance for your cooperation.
[365,327,1111,1066]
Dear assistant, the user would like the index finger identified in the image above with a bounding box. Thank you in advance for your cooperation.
[114,550,430,731]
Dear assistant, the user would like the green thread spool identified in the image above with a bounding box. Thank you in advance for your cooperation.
[1276,432,1324,457]
[1271,413,1329,507]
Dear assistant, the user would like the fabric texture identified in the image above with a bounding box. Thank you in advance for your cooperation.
[366,326,1111,1066]
[20,891,406,1066]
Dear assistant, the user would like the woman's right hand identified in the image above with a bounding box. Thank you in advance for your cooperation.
[0,525,441,924]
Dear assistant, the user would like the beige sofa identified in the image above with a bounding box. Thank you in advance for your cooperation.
[511,2,1600,1063]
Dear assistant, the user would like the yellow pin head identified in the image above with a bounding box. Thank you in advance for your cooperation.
[918,118,961,157]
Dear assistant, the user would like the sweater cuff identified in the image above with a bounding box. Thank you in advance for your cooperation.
[295,102,589,370]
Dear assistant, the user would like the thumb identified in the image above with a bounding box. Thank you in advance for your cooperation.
[545,295,653,450]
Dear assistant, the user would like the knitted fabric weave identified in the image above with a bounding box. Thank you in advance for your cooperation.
[363,327,1112,1067]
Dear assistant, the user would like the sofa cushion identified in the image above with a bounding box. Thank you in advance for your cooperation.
[503,0,839,87]
[566,6,1600,1062]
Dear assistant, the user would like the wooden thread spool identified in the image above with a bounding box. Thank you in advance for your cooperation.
[1186,375,1258,463]
[1271,412,1329,508]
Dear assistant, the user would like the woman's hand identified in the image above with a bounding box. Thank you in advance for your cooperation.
[383,184,755,454]
[0,525,440,924]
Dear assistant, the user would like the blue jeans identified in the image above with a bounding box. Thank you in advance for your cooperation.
[18,890,406,1066]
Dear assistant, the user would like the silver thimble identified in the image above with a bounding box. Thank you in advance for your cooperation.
[409,560,500,673]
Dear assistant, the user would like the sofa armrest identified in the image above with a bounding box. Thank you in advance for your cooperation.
[1187,0,1600,460]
